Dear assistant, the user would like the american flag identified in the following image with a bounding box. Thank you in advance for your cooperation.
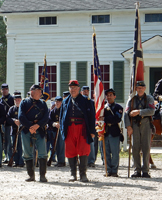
[129,3,144,100]
[40,55,50,102]
[93,33,105,121]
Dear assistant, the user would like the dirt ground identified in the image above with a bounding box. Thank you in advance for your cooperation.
[0,156,162,200]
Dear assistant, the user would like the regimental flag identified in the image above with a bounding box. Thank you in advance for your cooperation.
[40,55,50,102]
[129,3,144,100]
[93,32,105,140]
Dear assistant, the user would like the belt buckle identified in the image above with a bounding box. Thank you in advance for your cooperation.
[71,119,75,122]
[107,123,111,127]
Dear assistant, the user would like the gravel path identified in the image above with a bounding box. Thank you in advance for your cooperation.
[0,157,162,200]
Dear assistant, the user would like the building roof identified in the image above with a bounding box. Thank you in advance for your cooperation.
[0,0,162,13]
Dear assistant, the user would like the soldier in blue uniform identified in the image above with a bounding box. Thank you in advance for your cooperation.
[100,88,123,177]
[6,94,24,167]
[63,91,70,99]
[18,84,49,182]
[81,86,96,168]
[0,103,6,167]
[48,96,65,167]
[0,83,14,163]
[60,80,95,182]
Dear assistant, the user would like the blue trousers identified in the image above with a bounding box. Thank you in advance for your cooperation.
[2,125,12,161]
[46,130,56,161]
[55,130,65,163]
[21,131,47,161]
[88,138,95,164]
[0,132,2,164]
[11,134,24,165]
[101,134,120,173]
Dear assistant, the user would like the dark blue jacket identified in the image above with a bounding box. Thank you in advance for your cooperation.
[18,97,49,137]
[48,107,60,132]
[60,93,95,144]
[104,102,123,137]
[0,93,14,126]
[6,105,19,135]
[0,103,6,126]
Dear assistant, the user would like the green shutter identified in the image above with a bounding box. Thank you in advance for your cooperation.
[60,62,70,95]
[76,62,87,89]
[113,61,124,102]
[24,63,35,97]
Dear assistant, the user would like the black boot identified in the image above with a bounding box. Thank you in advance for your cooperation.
[79,156,89,182]
[39,158,47,182]
[68,157,77,182]
[25,160,35,182]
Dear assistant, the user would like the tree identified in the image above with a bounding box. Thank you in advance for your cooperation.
[0,0,6,86]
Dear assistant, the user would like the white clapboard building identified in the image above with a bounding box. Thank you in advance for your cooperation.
[1,0,162,149]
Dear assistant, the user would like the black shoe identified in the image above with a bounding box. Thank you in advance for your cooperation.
[2,160,8,164]
[111,173,118,177]
[88,163,95,168]
[55,162,66,167]
[18,164,25,167]
[131,172,141,178]
[142,172,151,178]
[104,172,111,177]
[13,164,19,167]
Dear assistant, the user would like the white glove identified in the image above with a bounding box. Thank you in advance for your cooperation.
[159,95,162,101]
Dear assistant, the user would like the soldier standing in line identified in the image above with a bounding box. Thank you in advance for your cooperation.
[6,93,24,167]
[18,84,49,182]
[0,83,14,163]
[81,86,96,168]
[48,96,65,167]
[60,80,95,182]
[124,81,155,178]
[0,103,6,167]
[100,88,123,177]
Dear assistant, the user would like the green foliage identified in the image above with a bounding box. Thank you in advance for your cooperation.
[0,0,6,85]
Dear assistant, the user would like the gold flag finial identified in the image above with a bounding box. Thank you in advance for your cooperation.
[135,2,140,9]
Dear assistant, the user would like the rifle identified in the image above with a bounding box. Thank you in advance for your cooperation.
[8,126,24,167]
[47,128,59,166]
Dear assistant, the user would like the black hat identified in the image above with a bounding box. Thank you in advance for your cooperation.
[30,84,42,91]
[13,90,21,95]
[136,81,146,87]
[81,86,89,91]
[105,88,116,96]
[13,95,22,99]
[68,80,79,86]
[55,96,63,101]
[1,83,8,89]
[63,91,70,97]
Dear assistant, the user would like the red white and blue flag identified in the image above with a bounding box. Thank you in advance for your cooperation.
[93,33,105,120]
[129,3,144,100]
[40,55,50,102]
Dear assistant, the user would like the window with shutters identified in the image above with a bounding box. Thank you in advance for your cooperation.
[76,62,87,90]
[113,61,124,102]
[38,65,57,98]
[91,65,109,99]
[60,62,71,95]
[24,63,35,97]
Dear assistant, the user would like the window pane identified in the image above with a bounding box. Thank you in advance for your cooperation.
[52,17,56,24]
[92,16,97,23]
[51,66,56,73]
[105,15,110,23]
[51,74,56,82]
[39,17,44,25]
[98,15,104,23]
[46,17,51,25]
[145,13,162,22]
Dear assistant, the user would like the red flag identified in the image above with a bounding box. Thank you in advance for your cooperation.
[129,3,144,100]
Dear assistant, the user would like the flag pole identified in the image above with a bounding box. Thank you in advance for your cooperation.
[128,1,140,178]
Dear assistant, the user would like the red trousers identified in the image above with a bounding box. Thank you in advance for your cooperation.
[65,123,90,158]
